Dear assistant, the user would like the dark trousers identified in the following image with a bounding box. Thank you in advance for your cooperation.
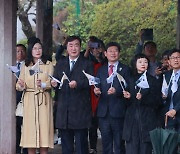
[16,116,27,154]
[89,116,98,150]
[125,118,152,154]
[60,128,89,154]
[99,114,125,154]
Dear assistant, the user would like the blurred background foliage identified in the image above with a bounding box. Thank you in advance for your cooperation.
[53,0,177,64]
[18,0,177,65]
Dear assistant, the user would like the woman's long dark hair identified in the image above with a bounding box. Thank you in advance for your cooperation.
[25,37,48,66]
[131,53,150,75]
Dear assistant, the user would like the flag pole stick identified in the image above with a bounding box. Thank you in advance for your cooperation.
[13,73,19,79]
[63,72,70,83]
[138,87,142,93]
[167,74,173,88]
[110,81,113,88]
[93,84,97,88]
[119,81,125,91]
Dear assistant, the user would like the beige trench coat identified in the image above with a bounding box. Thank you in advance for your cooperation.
[16,61,54,148]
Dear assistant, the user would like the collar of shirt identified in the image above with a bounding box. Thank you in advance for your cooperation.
[69,56,79,70]
[69,56,79,64]
[16,61,24,69]
[108,61,119,73]
[174,69,180,81]
[16,60,24,64]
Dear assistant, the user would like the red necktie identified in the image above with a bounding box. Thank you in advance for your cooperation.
[108,65,114,76]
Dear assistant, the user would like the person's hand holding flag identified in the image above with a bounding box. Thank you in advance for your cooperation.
[17,78,25,90]
[135,71,149,100]
[107,87,116,95]
[123,91,131,99]
[94,87,101,96]
[51,72,69,89]
[49,74,62,89]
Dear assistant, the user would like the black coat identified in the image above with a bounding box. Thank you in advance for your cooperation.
[122,73,161,142]
[54,55,93,129]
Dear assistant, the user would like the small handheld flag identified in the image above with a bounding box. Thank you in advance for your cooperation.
[6,64,19,79]
[48,74,62,84]
[136,71,149,89]
[82,70,100,86]
[107,72,117,88]
[171,73,179,93]
[161,74,168,96]
[106,72,117,84]
[58,72,70,89]
[116,73,127,91]
[29,59,43,75]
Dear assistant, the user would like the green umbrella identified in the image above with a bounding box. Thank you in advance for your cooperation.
[163,129,179,154]
[150,118,179,154]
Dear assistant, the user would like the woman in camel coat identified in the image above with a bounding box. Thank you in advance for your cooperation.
[16,37,54,154]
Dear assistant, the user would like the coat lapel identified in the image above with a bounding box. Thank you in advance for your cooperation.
[117,62,123,74]
[63,57,70,76]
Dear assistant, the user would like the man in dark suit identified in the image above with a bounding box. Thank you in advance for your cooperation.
[163,49,180,132]
[94,42,130,154]
[51,36,93,154]
[16,44,27,154]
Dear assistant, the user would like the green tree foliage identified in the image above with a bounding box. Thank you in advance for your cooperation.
[56,0,177,64]
[53,0,70,16]
[17,39,28,47]
[90,0,177,64]
[96,0,111,4]
[62,1,95,46]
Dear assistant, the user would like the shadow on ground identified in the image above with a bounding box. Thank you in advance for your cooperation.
[48,139,102,154]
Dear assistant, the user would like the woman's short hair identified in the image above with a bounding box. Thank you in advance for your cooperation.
[131,53,150,75]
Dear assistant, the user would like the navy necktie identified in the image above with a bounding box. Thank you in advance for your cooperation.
[70,61,75,71]
[17,62,21,70]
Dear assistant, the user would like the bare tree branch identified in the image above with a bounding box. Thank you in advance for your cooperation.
[17,0,36,39]
[25,0,35,13]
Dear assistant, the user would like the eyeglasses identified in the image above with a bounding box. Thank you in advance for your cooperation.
[32,48,42,50]
[169,56,180,60]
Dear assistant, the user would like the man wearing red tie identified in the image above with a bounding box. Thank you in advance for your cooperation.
[94,42,130,154]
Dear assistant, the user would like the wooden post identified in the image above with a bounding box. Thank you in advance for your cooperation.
[0,0,17,153]
[36,0,53,61]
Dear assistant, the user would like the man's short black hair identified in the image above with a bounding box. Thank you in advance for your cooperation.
[65,35,81,46]
[162,50,170,58]
[168,48,180,59]
[144,41,157,49]
[106,42,121,52]
[16,44,26,51]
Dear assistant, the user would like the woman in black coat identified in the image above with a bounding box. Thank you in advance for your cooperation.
[122,54,161,154]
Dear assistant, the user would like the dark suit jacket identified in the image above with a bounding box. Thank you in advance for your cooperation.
[164,70,180,120]
[96,62,130,118]
[54,55,93,129]
[122,73,161,142]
